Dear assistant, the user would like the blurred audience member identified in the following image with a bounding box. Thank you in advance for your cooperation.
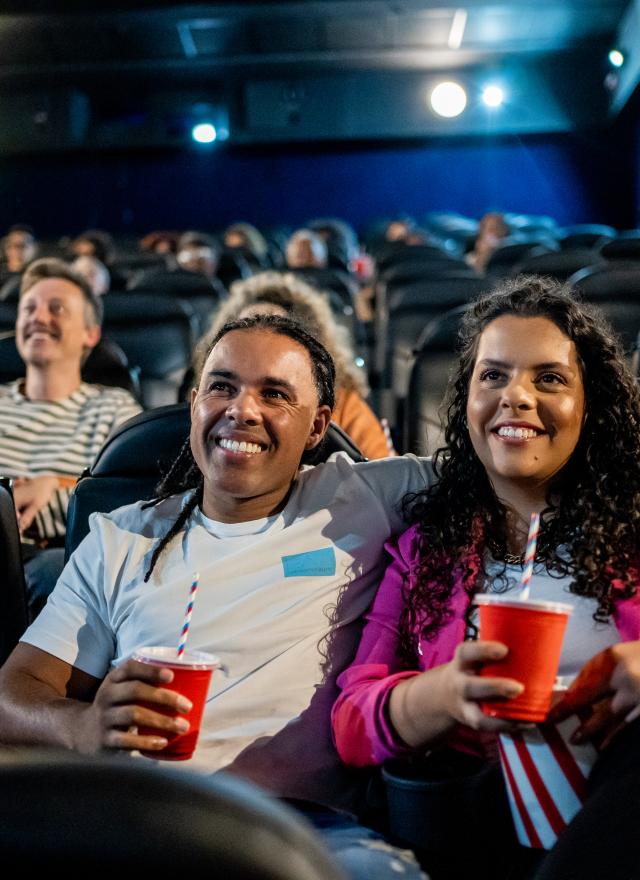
[384,219,414,243]
[72,255,110,297]
[70,229,115,266]
[128,230,226,301]
[176,231,221,282]
[383,218,427,246]
[139,230,180,258]
[286,229,328,269]
[223,222,270,268]
[308,218,358,270]
[2,225,38,278]
[200,272,394,459]
[465,211,509,274]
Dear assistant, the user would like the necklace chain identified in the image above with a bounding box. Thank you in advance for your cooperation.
[487,539,528,566]
[502,552,526,565]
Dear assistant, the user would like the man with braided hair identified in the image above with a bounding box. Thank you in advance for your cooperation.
[0,315,433,878]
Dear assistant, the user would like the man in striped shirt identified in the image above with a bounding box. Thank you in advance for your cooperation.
[0,258,141,615]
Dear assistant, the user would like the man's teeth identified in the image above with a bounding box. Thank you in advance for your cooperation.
[218,438,263,454]
[497,426,539,439]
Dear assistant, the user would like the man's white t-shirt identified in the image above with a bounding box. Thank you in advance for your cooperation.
[22,453,434,810]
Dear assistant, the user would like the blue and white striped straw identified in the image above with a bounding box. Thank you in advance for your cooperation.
[177,571,200,657]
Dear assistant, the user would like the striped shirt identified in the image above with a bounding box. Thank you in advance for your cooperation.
[0,380,141,539]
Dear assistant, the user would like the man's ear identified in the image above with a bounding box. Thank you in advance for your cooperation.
[305,404,332,450]
[85,324,101,350]
[190,385,198,416]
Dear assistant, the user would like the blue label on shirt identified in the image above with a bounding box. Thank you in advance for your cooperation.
[282,547,336,577]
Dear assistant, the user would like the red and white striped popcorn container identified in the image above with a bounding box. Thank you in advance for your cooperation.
[498,712,598,849]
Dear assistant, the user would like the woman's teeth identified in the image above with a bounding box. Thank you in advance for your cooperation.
[497,426,539,439]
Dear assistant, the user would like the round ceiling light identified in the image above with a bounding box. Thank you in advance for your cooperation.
[482,84,505,108]
[430,81,467,118]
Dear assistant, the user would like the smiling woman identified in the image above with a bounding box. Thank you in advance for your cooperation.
[332,275,640,874]
[466,313,586,508]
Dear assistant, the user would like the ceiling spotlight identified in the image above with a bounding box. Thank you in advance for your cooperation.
[430,81,467,118]
[609,49,624,68]
[192,122,217,144]
[482,85,504,108]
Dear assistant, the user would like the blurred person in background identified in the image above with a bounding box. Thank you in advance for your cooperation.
[465,211,509,274]
[307,218,359,271]
[199,271,394,459]
[223,222,270,270]
[176,231,221,282]
[1,225,39,279]
[69,229,115,266]
[127,230,226,302]
[285,229,329,269]
[72,255,110,297]
[139,230,180,260]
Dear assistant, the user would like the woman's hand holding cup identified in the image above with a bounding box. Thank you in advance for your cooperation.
[389,640,526,749]
[440,640,526,730]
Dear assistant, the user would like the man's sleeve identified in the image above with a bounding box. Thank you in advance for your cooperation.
[20,514,116,680]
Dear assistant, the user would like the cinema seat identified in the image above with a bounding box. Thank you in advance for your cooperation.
[569,264,640,353]
[0,753,346,878]
[101,293,199,407]
[513,248,604,282]
[404,304,469,456]
[0,481,28,665]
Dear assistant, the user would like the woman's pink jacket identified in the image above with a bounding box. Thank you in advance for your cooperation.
[331,524,640,767]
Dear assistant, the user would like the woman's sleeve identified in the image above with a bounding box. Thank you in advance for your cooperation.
[331,528,421,766]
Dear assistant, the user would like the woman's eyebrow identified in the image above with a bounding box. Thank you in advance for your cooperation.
[477,358,574,371]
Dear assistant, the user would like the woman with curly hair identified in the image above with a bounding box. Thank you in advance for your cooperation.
[332,276,640,877]
[198,271,393,459]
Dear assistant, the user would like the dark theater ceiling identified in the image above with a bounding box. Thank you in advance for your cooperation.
[0,1,629,78]
[0,1,635,150]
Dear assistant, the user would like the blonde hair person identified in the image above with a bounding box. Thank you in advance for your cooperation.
[198,271,394,459]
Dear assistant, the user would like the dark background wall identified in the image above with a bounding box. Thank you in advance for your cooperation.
[1,127,635,238]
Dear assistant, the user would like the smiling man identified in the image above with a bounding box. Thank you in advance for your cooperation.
[0,314,432,879]
[0,258,140,615]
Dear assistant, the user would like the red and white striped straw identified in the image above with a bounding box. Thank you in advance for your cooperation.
[520,513,540,600]
[177,571,200,657]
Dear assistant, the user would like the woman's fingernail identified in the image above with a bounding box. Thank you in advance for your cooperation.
[174,718,190,733]
[152,738,168,748]
[177,697,193,713]
[506,684,524,697]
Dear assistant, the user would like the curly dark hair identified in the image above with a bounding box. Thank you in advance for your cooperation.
[398,275,640,664]
[142,313,336,581]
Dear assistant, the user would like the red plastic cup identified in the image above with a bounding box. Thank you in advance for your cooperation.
[132,646,219,761]
[474,595,573,722]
